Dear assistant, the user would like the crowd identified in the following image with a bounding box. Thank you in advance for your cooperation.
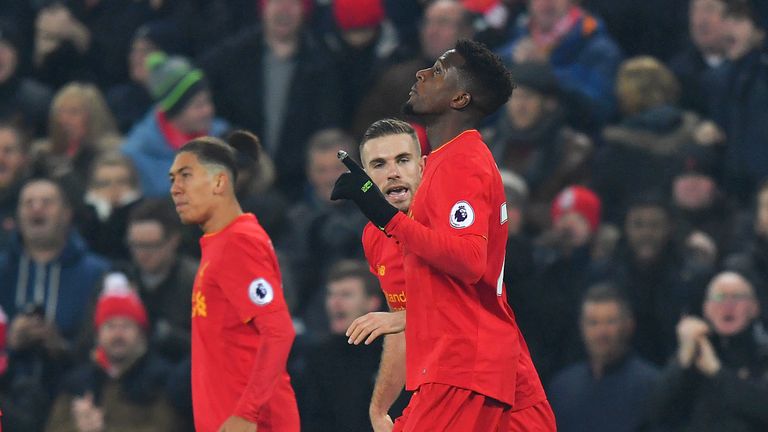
[0,0,767,430]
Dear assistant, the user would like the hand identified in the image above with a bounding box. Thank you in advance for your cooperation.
[512,37,547,63]
[686,231,718,268]
[694,337,721,376]
[347,311,406,345]
[218,415,257,432]
[8,314,47,350]
[676,316,710,367]
[331,152,398,229]
[72,393,105,432]
[370,412,394,432]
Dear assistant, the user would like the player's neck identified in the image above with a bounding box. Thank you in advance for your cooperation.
[426,116,478,151]
[201,199,244,235]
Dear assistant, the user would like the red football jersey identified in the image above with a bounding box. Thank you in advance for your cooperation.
[385,130,545,408]
[362,222,407,311]
[191,214,299,432]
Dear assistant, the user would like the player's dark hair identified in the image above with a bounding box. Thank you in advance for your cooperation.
[454,38,514,116]
[180,130,261,183]
[327,259,380,299]
[360,119,420,156]
[581,282,634,319]
[128,198,182,237]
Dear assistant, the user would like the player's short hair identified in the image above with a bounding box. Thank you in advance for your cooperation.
[360,119,420,156]
[128,198,182,237]
[326,259,380,299]
[180,130,261,184]
[454,38,514,116]
[581,282,633,319]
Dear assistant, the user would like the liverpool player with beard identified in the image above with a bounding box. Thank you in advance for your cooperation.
[332,40,554,431]
[344,119,423,431]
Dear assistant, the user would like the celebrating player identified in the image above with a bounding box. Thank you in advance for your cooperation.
[332,40,555,431]
[169,131,299,432]
[343,119,424,431]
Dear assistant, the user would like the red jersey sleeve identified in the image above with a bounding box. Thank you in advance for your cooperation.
[213,233,289,323]
[385,153,491,284]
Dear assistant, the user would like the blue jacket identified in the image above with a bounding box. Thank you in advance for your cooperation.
[499,9,622,125]
[121,109,229,197]
[0,230,109,342]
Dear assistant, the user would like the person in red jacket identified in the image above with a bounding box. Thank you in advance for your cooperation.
[332,39,555,431]
[169,131,298,432]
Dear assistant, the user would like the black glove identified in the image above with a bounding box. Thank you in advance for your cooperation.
[330,151,398,229]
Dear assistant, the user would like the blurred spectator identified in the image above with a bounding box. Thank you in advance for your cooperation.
[486,61,593,232]
[650,271,768,431]
[521,185,603,383]
[712,0,768,204]
[583,0,688,61]
[199,0,343,199]
[0,123,30,249]
[32,0,156,89]
[549,283,660,432]
[498,0,623,128]
[669,0,730,117]
[77,152,143,262]
[297,259,388,432]
[592,56,724,225]
[0,19,53,138]
[500,169,535,304]
[30,82,121,209]
[125,199,195,364]
[45,273,181,432]
[107,21,183,134]
[0,303,50,432]
[231,130,290,246]
[122,52,229,198]
[321,0,397,127]
[601,195,712,366]
[0,178,109,397]
[286,129,368,330]
[724,179,768,327]
[672,142,746,264]
[351,0,475,140]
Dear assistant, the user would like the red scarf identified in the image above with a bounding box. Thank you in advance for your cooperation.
[530,6,583,52]
[156,111,206,151]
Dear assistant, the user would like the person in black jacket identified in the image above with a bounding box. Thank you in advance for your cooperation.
[650,271,768,431]
[199,0,342,199]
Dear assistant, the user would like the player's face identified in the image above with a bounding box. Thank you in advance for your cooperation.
[405,50,465,117]
[169,152,217,226]
[361,133,424,212]
[580,301,633,363]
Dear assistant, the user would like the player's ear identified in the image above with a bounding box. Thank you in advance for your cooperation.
[213,172,227,194]
[418,155,426,175]
[451,91,471,110]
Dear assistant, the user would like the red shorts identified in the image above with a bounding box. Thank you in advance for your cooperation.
[392,383,556,432]
[392,383,508,432]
